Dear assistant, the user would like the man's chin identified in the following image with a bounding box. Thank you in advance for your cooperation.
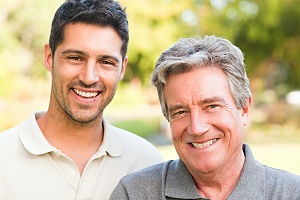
[68,111,102,124]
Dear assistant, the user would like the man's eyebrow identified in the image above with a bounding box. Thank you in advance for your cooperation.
[168,96,226,112]
[61,49,120,63]
[168,104,188,113]
[201,96,226,104]
[61,49,88,56]
[100,55,120,63]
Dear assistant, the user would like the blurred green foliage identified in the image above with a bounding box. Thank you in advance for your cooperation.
[111,117,161,139]
[1,0,300,133]
[0,0,62,97]
[1,0,300,95]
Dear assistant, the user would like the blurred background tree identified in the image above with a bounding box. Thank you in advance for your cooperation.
[0,0,62,95]
[1,0,300,175]
[1,0,299,89]
[125,0,300,93]
[0,0,300,136]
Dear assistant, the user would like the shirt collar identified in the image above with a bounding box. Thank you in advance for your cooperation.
[228,143,265,199]
[20,111,123,157]
[165,159,204,199]
[20,111,55,155]
[165,144,265,199]
[99,117,122,157]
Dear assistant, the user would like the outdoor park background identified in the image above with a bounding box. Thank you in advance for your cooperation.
[0,0,300,175]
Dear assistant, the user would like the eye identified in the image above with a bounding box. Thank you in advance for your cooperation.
[206,104,222,112]
[176,110,186,115]
[208,104,218,109]
[171,110,187,117]
[101,60,115,66]
[68,56,83,62]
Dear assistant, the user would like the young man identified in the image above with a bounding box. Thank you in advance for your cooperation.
[110,35,300,200]
[0,1,162,199]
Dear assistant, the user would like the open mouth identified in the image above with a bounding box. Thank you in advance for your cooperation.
[73,88,100,98]
[191,138,218,149]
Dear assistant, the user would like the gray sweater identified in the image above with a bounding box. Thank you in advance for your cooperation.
[110,144,300,200]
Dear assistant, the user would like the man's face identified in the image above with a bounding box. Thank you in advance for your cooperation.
[165,67,250,176]
[44,23,127,123]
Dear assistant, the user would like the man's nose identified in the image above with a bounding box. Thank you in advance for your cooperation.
[79,62,100,85]
[188,110,210,135]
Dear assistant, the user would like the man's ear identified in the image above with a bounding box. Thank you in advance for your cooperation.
[242,96,252,126]
[119,56,128,80]
[44,44,53,73]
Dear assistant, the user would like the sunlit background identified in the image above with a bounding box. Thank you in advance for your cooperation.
[0,0,300,174]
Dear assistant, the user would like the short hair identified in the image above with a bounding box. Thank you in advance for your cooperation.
[49,0,128,60]
[151,35,251,120]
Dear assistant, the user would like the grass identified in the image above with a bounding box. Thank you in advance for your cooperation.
[111,117,161,138]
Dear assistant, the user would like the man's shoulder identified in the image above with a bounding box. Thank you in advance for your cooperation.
[0,125,23,159]
[111,161,175,200]
[264,165,300,183]
[264,165,300,198]
[106,122,163,162]
[0,126,20,143]
[121,160,173,184]
[0,111,40,143]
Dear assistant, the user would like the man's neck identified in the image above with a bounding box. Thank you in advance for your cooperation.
[193,152,245,200]
[36,111,104,175]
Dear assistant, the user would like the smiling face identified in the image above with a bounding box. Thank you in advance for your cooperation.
[165,67,250,176]
[44,23,127,124]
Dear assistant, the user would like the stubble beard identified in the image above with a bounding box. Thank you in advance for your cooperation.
[55,84,117,125]
[50,65,119,125]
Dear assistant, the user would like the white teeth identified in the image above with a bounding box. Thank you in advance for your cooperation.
[74,89,98,98]
[192,139,217,149]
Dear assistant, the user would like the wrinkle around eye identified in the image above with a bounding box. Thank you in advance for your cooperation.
[208,104,219,109]
[204,102,228,112]
[170,110,189,121]
[176,110,187,115]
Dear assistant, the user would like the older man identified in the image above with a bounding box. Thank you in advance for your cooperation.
[110,35,300,200]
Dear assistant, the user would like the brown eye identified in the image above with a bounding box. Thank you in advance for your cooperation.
[101,60,114,65]
[68,56,83,61]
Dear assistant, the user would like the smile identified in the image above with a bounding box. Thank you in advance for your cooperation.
[73,88,99,98]
[192,139,218,149]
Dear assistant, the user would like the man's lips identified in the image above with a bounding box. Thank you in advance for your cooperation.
[73,88,100,98]
[191,138,218,149]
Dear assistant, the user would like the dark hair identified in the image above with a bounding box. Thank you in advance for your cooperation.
[49,0,128,60]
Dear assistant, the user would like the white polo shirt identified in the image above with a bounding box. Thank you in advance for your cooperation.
[0,111,163,200]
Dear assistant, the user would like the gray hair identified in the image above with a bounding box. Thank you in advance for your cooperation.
[151,35,251,120]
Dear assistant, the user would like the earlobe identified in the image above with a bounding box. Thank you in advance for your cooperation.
[242,96,252,126]
[119,56,128,80]
[44,44,53,73]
